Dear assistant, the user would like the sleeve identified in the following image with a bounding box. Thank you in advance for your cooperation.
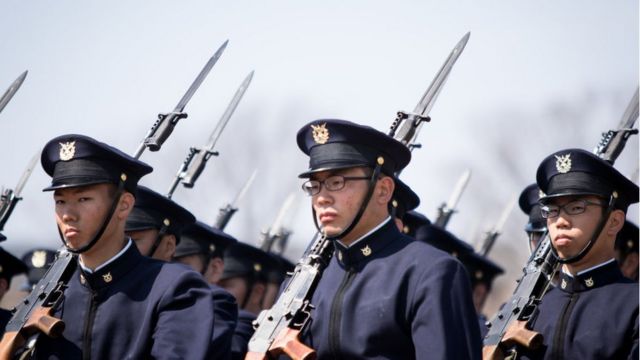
[409,256,482,360]
[210,285,239,360]
[628,310,638,360]
[152,270,216,360]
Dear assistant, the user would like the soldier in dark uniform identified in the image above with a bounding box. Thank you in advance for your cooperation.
[0,244,27,335]
[520,148,639,359]
[172,220,240,360]
[219,241,272,360]
[32,134,216,359]
[296,119,481,359]
[460,251,504,338]
[519,183,548,251]
[20,248,56,291]
[125,185,195,261]
[615,220,638,281]
[261,252,294,310]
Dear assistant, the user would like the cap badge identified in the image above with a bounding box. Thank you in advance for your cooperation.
[403,225,410,234]
[311,123,329,144]
[361,245,372,257]
[254,263,262,272]
[561,278,567,289]
[475,270,484,280]
[584,277,594,288]
[102,272,113,283]
[555,154,572,174]
[59,141,76,161]
[209,244,216,253]
[31,251,47,268]
[0,265,3,274]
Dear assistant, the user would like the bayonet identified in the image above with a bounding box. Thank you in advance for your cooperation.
[0,71,28,115]
[479,195,517,256]
[167,70,253,198]
[260,192,296,254]
[389,32,470,152]
[434,169,471,229]
[594,87,639,163]
[213,169,258,230]
[134,40,229,158]
[0,152,39,231]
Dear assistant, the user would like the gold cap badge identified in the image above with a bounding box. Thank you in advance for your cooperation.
[163,218,171,227]
[31,251,47,268]
[311,123,329,144]
[254,263,262,272]
[361,245,372,257]
[209,244,216,253]
[555,154,572,174]
[102,272,113,283]
[59,141,76,161]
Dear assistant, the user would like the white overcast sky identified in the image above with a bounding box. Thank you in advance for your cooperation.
[0,1,638,310]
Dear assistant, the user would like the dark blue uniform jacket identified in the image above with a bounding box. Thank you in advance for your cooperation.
[34,241,216,359]
[232,309,256,360]
[211,284,238,360]
[521,260,639,359]
[302,219,482,359]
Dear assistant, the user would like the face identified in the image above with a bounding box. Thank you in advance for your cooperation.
[174,254,207,273]
[309,167,390,243]
[218,276,249,306]
[128,228,159,256]
[54,184,117,251]
[545,195,606,262]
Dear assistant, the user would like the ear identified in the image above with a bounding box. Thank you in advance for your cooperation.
[161,234,177,261]
[116,192,135,220]
[376,176,395,204]
[605,210,625,236]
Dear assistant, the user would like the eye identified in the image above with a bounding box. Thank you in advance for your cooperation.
[54,199,65,205]
[568,201,585,214]
[326,177,344,189]
[78,197,91,202]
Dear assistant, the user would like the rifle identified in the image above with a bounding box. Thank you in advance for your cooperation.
[166,71,253,198]
[433,169,471,229]
[478,195,516,256]
[0,250,76,359]
[259,192,296,254]
[0,70,28,115]
[213,170,257,231]
[0,60,214,358]
[246,32,471,360]
[133,40,228,158]
[0,153,38,232]
[482,86,639,360]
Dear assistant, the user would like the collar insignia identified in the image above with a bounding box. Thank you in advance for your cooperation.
[311,123,329,144]
[102,272,113,283]
[337,250,343,262]
[584,277,594,288]
[561,278,567,289]
[59,141,76,161]
[361,245,372,257]
[555,154,572,174]
[31,251,47,268]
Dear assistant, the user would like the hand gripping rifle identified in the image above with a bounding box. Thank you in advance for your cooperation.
[433,169,471,229]
[213,170,257,231]
[482,86,639,360]
[133,40,228,159]
[166,71,253,198]
[0,153,38,233]
[0,69,213,359]
[246,33,471,360]
[259,192,296,255]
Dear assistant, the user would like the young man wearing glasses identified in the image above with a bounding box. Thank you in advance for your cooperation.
[520,148,638,359]
[296,119,481,359]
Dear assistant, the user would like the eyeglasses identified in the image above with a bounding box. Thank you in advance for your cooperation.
[540,199,604,219]
[301,175,371,196]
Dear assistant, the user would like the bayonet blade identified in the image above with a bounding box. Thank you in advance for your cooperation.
[231,169,258,208]
[269,192,297,237]
[617,87,639,130]
[0,70,28,115]
[204,70,254,151]
[492,194,517,234]
[413,33,469,117]
[446,169,471,210]
[14,152,39,197]
[174,40,228,113]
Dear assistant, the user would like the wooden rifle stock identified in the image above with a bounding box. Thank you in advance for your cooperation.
[0,307,65,360]
[245,328,316,360]
[482,321,542,360]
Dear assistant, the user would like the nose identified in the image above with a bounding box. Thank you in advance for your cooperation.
[314,185,333,207]
[58,203,78,223]
[550,211,571,229]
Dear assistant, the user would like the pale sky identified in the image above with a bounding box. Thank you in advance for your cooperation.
[0,1,638,312]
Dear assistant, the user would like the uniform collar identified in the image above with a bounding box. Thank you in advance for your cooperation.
[558,259,623,293]
[333,217,398,269]
[78,239,142,290]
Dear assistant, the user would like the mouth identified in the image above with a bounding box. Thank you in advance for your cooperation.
[554,234,572,247]
[318,211,337,224]
[64,228,80,238]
